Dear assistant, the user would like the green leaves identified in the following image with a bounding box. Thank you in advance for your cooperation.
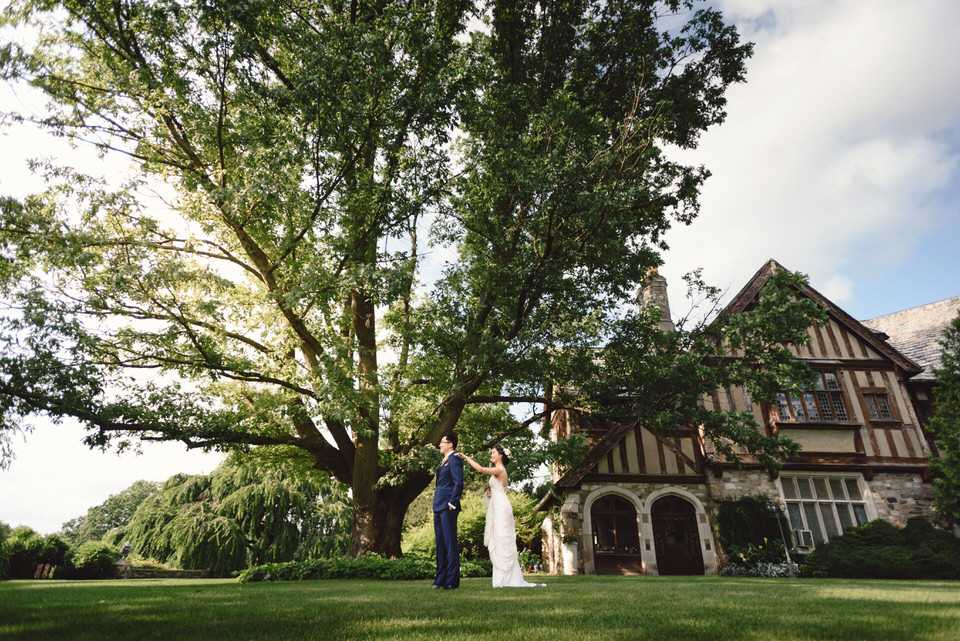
[1,0,774,553]
[109,453,352,575]
[928,312,960,527]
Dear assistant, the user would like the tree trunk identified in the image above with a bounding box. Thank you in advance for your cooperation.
[346,474,432,558]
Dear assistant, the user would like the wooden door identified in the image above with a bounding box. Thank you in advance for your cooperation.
[652,495,704,575]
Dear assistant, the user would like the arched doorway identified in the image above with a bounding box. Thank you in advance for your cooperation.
[591,494,642,574]
[651,495,704,575]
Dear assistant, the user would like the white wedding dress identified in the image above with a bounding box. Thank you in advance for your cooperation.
[485,476,545,588]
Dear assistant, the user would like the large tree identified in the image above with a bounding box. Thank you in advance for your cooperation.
[0,0,819,556]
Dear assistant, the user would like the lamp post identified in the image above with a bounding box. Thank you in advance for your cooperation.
[767,503,796,577]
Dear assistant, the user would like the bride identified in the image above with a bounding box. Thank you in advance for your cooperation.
[458,446,545,588]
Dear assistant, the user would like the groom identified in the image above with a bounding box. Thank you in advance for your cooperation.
[432,433,463,590]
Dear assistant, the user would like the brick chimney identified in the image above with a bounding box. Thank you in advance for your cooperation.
[639,268,675,333]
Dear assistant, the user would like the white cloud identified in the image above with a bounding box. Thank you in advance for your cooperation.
[819,273,855,305]
[661,0,960,319]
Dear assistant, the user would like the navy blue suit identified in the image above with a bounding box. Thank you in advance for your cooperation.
[433,452,463,588]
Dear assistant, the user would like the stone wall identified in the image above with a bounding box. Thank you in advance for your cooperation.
[113,560,211,579]
[867,472,937,526]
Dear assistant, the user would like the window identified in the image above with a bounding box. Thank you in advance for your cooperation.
[776,372,849,423]
[591,495,640,554]
[780,475,869,547]
[864,393,893,420]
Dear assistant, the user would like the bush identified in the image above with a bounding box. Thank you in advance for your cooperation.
[719,561,797,578]
[402,489,542,561]
[39,535,71,567]
[403,492,489,559]
[716,496,795,575]
[3,528,44,579]
[71,541,120,579]
[237,554,492,583]
[0,541,9,580]
[801,517,960,579]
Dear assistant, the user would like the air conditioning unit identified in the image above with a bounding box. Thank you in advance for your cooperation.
[793,529,815,548]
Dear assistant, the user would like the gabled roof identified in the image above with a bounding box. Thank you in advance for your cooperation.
[536,420,635,510]
[861,296,960,381]
[553,421,633,490]
[723,259,923,377]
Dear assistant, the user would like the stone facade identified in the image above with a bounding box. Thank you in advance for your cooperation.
[866,472,938,527]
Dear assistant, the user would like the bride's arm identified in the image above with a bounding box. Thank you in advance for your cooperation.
[456,453,497,475]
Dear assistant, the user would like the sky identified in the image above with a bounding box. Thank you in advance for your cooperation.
[2,0,960,535]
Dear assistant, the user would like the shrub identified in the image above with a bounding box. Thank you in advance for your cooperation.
[71,541,120,579]
[237,554,492,583]
[801,517,960,579]
[39,535,71,567]
[403,492,489,559]
[402,489,542,561]
[719,561,797,578]
[0,541,9,580]
[716,496,795,575]
[4,528,44,579]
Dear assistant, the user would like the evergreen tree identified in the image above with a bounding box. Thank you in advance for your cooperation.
[928,312,960,527]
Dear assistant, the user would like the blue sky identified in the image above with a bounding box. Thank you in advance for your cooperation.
[2,0,960,534]
[661,0,960,323]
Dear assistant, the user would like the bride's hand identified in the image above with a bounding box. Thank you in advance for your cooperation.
[455,453,466,459]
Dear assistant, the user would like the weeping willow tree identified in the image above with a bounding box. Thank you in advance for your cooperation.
[106,453,351,576]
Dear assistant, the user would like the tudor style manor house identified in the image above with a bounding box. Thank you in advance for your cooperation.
[539,259,960,576]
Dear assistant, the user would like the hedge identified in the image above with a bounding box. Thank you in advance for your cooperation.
[801,517,960,579]
[237,554,492,583]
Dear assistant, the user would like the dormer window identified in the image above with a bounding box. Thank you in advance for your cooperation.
[776,372,850,423]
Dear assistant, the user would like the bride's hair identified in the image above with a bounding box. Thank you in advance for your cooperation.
[494,444,509,465]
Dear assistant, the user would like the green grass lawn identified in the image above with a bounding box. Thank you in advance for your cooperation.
[2,575,960,641]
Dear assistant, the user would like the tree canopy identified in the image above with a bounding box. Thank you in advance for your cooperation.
[0,0,822,556]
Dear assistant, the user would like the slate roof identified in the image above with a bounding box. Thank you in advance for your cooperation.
[861,296,960,381]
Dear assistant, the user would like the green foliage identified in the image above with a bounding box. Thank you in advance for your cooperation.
[2,527,44,579]
[802,517,960,579]
[106,453,351,576]
[716,496,794,577]
[59,480,159,547]
[716,495,792,562]
[581,269,826,470]
[0,528,75,580]
[237,554,491,583]
[401,486,542,561]
[70,541,120,579]
[0,0,815,557]
[928,312,960,527]
[38,534,71,567]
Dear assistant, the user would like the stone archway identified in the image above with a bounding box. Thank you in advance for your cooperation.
[651,495,705,576]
